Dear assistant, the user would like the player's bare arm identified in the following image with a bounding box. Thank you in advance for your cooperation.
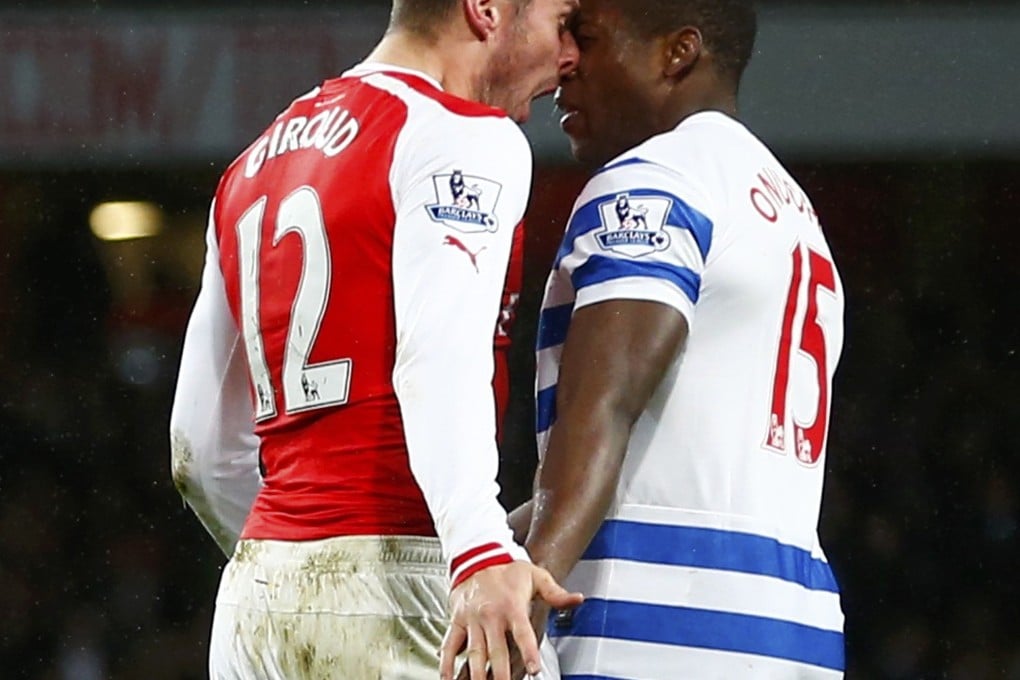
[508,499,534,545]
[525,299,688,629]
[472,300,688,680]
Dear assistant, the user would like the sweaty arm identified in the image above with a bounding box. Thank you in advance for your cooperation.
[527,300,687,582]
[169,206,261,557]
[527,155,714,600]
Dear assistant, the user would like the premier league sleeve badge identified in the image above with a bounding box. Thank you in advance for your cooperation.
[594,193,673,257]
[425,169,502,233]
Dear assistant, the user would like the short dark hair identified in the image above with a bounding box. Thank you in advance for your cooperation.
[614,0,757,86]
[389,0,458,38]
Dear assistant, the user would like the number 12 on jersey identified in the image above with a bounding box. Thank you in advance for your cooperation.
[235,187,352,421]
[764,243,837,465]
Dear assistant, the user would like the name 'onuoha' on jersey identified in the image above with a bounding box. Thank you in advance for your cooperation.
[537,112,847,678]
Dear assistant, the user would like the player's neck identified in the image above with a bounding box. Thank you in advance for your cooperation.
[667,84,738,129]
[365,30,488,103]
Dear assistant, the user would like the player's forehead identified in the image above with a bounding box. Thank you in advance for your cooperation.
[572,0,618,28]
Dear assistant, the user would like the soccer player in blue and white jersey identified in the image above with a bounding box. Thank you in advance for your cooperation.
[513,0,847,677]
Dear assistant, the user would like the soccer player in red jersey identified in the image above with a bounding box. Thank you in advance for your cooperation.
[169,1,582,678]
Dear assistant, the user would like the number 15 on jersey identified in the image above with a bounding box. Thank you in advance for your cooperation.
[763,242,838,466]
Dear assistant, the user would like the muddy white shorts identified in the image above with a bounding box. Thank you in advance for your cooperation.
[209,535,450,679]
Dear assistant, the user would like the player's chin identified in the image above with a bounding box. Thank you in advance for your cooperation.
[560,114,589,153]
[568,137,603,168]
[505,96,535,123]
[513,83,556,123]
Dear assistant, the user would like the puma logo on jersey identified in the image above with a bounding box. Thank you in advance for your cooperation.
[443,235,486,272]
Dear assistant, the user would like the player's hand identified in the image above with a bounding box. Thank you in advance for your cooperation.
[452,607,554,680]
[453,633,527,680]
[439,561,581,680]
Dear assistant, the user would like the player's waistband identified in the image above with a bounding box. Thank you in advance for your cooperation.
[218,536,448,617]
[552,506,845,673]
[231,534,444,570]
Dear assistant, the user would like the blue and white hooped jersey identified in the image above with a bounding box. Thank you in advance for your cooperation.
[537,112,846,679]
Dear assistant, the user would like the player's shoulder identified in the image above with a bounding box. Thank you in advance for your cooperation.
[575,113,766,217]
[638,110,768,176]
[574,148,704,218]
[348,64,530,160]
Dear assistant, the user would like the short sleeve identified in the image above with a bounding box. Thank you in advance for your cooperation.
[554,157,715,325]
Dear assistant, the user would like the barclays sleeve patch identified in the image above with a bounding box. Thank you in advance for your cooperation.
[425,170,502,233]
[595,193,671,257]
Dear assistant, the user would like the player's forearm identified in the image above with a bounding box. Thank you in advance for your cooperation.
[170,211,263,556]
[397,362,528,586]
[526,403,630,583]
[508,499,534,545]
[169,420,261,556]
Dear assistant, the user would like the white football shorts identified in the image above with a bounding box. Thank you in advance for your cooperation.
[209,535,449,679]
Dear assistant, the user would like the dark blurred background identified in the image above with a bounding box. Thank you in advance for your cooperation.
[0,1,1017,678]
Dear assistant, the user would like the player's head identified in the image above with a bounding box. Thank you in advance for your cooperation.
[555,0,757,166]
[389,0,580,123]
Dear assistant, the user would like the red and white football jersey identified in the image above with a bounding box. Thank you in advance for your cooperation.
[171,63,531,586]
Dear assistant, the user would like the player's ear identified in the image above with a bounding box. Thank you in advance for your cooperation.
[463,0,504,40]
[663,26,702,79]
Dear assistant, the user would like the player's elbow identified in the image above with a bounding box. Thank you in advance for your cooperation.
[169,428,202,503]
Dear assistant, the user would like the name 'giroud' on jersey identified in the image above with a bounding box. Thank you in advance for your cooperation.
[245,104,360,178]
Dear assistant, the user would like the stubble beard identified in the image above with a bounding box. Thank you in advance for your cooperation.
[482,13,531,119]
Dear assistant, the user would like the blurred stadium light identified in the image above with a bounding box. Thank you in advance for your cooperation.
[89,201,163,241]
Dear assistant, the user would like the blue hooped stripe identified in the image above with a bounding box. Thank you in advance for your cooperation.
[571,256,701,305]
[536,384,557,433]
[555,189,714,269]
[549,598,845,671]
[592,156,652,177]
[583,520,840,593]
[537,303,574,351]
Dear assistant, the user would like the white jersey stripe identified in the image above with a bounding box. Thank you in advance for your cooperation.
[536,345,563,393]
[555,637,844,680]
[566,559,843,632]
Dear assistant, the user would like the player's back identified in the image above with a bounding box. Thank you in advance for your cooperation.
[211,65,522,542]
[540,112,845,677]
[616,113,845,548]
